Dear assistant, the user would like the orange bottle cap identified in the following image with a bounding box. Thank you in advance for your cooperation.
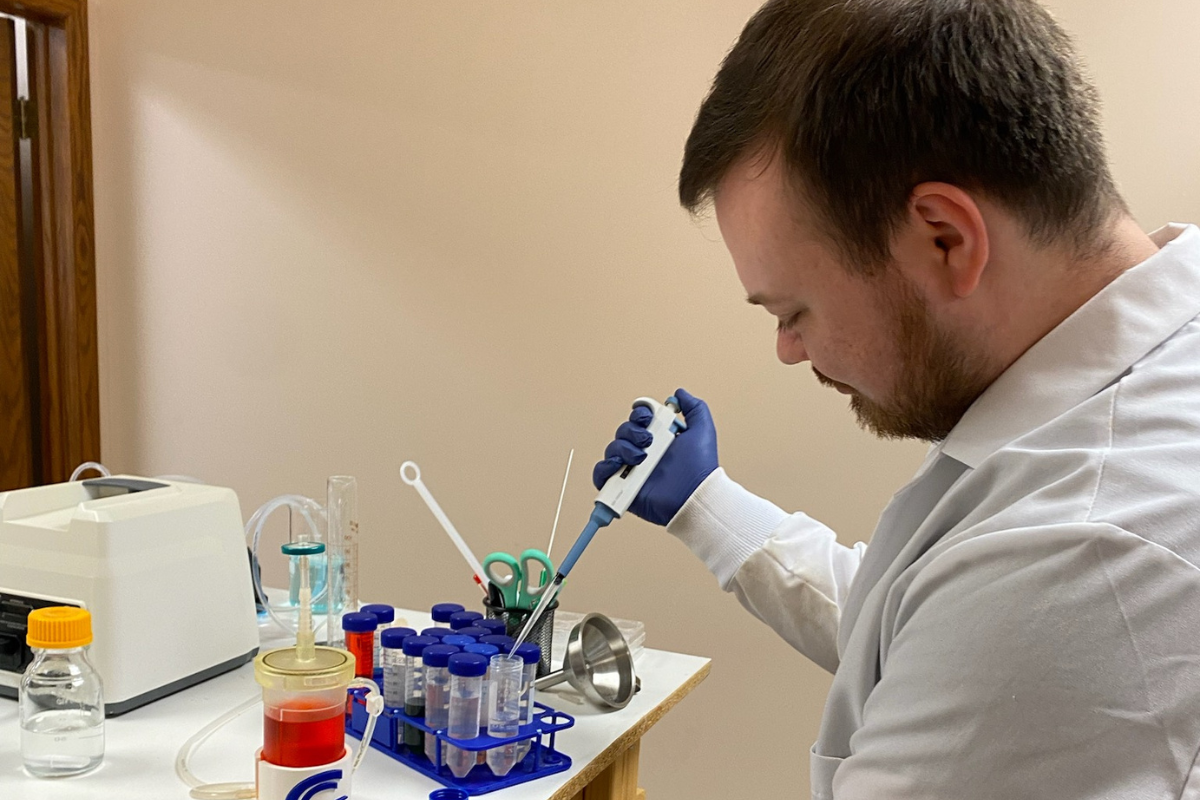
[27,607,93,649]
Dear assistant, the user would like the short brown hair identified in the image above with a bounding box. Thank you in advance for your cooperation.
[679,0,1126,269]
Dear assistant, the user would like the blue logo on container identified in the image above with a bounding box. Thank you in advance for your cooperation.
[285,769,347,800]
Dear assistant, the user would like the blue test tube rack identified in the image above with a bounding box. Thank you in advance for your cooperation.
[346,687,575,795]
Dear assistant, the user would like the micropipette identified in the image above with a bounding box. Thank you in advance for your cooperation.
[512,396,686,652]
[400,461,490,595]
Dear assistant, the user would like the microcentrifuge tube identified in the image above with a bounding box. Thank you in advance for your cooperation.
[445,653,488,778]
[486,654,524,777]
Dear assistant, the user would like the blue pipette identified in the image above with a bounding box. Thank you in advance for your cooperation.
[511,396,686,652]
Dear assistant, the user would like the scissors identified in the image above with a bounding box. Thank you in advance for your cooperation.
[483,548,554,610]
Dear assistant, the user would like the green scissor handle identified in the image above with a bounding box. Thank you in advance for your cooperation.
[517,548,554,609]
[483,552,523,609]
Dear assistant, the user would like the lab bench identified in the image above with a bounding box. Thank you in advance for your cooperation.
[0,605,710,800]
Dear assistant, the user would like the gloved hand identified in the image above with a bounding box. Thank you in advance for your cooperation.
[592,388,719,526]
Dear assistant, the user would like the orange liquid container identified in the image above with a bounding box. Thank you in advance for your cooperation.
[254,646,355,769]
[346,631,373,678]
[262,697,346,767]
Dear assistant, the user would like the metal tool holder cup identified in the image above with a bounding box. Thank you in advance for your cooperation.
[482,599,557,677]
[346,688,574,796]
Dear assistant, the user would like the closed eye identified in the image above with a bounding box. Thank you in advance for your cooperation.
[776,311,803,333]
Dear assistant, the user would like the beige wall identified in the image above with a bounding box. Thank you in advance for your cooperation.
[87,2,1200,797]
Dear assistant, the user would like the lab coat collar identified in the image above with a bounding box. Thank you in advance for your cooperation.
[941,223,1200,469]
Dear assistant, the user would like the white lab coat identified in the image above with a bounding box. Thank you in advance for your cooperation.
[669,223,1200,799]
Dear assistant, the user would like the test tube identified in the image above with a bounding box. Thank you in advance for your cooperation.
[361,603,395,669]
[449,610,484,630]
[381,627,415,708]
[445,653,488,778]
[342,612,377,678]
[479,634,515,652]
[326,476,359,649]
[486,654,524,777]
[422,627,453,640]
[422,644,462,765]
[513,642,541,761]
[431,603,465,625]
[443,634,476,648]
[477,618,508,637]
[401,635,438,749]
[465,643,499,758]
[457,626,492,640]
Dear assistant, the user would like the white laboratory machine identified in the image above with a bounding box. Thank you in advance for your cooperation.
[0,476,259,715]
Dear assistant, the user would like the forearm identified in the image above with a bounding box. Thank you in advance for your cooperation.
[667,468,866,672]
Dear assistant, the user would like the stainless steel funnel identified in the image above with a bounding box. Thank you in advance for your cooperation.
[533,612,638,710]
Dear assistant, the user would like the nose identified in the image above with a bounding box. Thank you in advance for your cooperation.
[776,329,809,365]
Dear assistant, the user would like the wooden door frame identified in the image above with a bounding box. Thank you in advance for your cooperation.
[0,0,98,482]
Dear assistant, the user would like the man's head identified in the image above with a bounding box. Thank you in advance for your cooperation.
[680,0,1130,441]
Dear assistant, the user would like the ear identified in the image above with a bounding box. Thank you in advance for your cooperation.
[904,182,989,299]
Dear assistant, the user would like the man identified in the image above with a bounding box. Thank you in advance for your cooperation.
[593,0,1200,797]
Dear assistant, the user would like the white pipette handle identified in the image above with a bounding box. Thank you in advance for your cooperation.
[400,462,489,589]
[595,396,685,517]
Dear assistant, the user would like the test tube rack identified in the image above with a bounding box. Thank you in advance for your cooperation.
[346,687,575,795]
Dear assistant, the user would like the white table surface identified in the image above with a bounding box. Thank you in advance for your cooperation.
[0,606,710,799]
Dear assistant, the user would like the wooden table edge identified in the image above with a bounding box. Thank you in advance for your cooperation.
[547,658,712,800]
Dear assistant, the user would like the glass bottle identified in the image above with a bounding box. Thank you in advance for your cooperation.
[20,607,105,778]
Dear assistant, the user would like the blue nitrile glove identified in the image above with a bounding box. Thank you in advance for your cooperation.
[592,388,719,526]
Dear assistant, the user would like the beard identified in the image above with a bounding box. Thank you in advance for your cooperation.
[813,275,995,443]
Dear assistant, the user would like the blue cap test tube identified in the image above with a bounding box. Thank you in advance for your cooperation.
[401,635,439,749]
[465,643,499,730]
[443,634,476,648]
[422,627,453,640]
[476,618,508,637]
[479,634,515,652]
[381,627,416,707]
[423,644,462,765]
[513,642,541,760]
[431,603,465,624]
[445,652,488,778]
[449,610,484,630]
[361,603,395,668]
[455,626,491,640]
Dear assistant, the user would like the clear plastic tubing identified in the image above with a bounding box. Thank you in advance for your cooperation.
[479,634,515,653]
[326,476,359,649]
[381,627,416,708]
[442,634,476,648]
[513,642,541,761]
[449,611,484,631]
[445,653,488,778]
[341,612,378,679]
[401,635,438,750]
[486,654,523,777]
[422,645,462,766]
[422,627,453,640]
[431,603,465,625]
[360,604,395,668]
[476,619,508,637]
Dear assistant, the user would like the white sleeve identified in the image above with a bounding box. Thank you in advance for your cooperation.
[832,523,1200,799]
[666,468,867,673]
